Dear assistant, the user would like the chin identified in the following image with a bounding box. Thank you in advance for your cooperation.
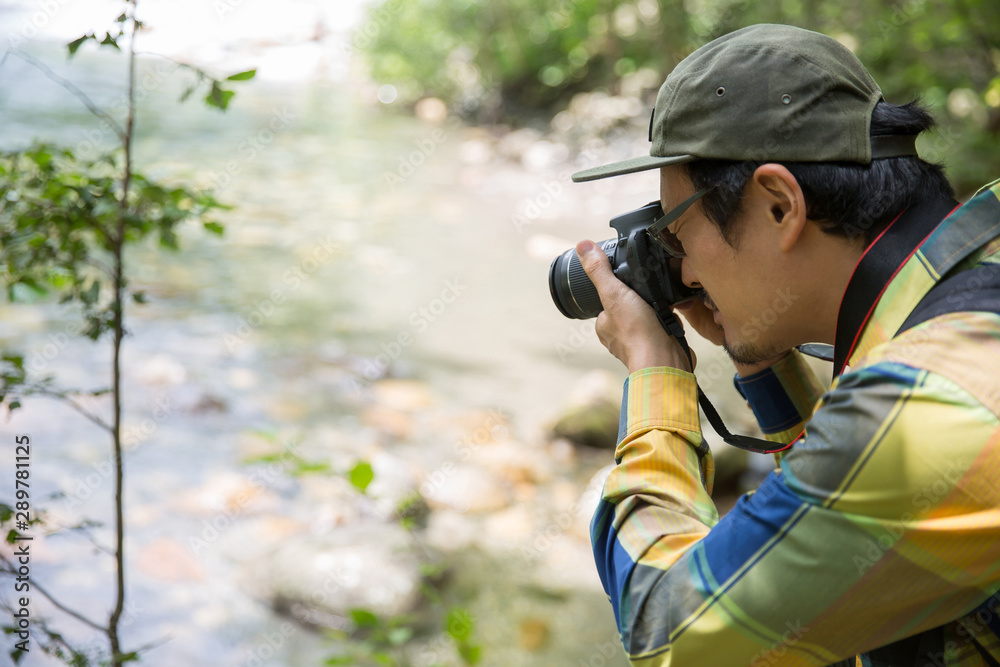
[722,337,783,367]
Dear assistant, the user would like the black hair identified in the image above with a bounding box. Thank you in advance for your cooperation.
[684,101,955,247]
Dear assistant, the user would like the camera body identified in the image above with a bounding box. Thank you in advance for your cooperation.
[548,201,703,319]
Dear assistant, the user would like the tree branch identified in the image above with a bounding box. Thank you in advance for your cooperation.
[132,50,193,73]
[0,560,105,632]
[3,48,126,141]
[85,256,117,279]
[34,388,113,432]
[45,518,115,557]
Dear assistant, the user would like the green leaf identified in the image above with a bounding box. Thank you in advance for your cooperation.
[132,291,147,304]
[205,83,235,111]
[350,608,379,628]
[387,626,413,646]
[323,657,354,666]
[10,281,48,303]
[159,227,179,249]
[179,85,196,103]
[243,452,283,464]
[295,461,332,474]
[81,280,100,305]
[30,149,52,168]
[446,608,474,642]
[226,68,257,81]
[203,221,224,235]
[348,461,374,494]
[0,504,13,522]
[116,12,128,22]
[67,34,94,57]
[458,643,481,665]
[100,33,120,50]
[2,355,25,372]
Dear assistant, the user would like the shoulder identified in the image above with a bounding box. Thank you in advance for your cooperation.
[859,311,1000,418]
[780,317,1000,514]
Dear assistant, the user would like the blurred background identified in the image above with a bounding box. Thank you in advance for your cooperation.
[0,0,997,665]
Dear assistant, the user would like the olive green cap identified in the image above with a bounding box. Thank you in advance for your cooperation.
[572,24,917,183]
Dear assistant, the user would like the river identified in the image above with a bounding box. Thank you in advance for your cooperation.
[0,3,779,664]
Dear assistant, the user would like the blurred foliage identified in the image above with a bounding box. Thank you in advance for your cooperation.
[0,145,227,340]
[0,6,253,664]
[361,0,1000,194]
[324,604,480,666]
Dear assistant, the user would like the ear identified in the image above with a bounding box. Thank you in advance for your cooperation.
[749,164,807,253]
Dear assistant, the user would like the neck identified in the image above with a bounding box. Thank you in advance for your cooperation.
[792,233,867,346]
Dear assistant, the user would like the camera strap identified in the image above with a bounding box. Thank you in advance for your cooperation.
[796,196,962,367]
[830,196,961,379]
[658,305,793,455]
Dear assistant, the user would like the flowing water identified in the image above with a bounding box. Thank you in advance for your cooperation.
[0,28,669,666]
[0,3,782,660]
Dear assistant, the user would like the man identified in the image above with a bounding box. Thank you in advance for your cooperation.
[570,24,1000,667]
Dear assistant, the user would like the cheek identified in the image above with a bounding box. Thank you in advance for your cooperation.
[727,289,757,323]
[700,262,753,320]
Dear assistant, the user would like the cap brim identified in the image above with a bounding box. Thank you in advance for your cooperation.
[571,154,695,182]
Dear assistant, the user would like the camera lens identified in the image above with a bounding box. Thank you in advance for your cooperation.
[548,242,609,319]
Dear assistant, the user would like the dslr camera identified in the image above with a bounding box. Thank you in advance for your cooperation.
[548,201,703,319]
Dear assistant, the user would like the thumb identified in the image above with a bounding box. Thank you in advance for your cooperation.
[576,239,621,302]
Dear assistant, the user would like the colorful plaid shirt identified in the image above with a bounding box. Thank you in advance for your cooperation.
[591,178,1000,667]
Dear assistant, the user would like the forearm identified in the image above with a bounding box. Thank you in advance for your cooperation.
[591,367,718,654]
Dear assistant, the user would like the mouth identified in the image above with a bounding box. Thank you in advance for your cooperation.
[702,294,723,326]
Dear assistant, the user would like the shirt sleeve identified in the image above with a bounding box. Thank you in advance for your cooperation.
[734,348,827,444]
[591,357,1000,666]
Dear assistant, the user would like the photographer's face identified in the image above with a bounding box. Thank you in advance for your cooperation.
[659,166,788,365]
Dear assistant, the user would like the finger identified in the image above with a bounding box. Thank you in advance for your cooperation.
[576,240,623,304]
[676,299,725,346]
[594,310,609,347]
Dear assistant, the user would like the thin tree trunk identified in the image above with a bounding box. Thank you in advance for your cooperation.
[109,2,137,664]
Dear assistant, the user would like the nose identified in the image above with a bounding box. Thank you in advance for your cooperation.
[680,258,702,290]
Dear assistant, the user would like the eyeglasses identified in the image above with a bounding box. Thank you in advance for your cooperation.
[647,187,712,258]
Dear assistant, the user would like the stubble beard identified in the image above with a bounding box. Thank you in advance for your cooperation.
[721,332,784,367]
[703,294,785,366]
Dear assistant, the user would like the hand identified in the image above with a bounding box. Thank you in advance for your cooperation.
[576,240,692,374]
[673,299,725,346]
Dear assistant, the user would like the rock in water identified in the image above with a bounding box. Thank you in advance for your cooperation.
[550,370,623,449]
[421,464,511,513]
[242,523,426,627]
[551,400,620,449]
